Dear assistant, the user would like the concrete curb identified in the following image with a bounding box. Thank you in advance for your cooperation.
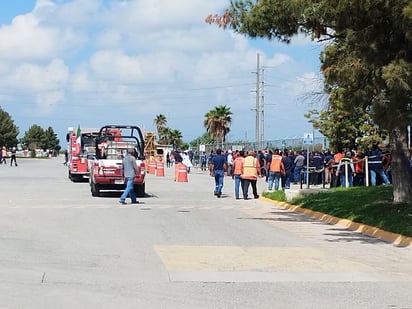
[260,197,412,247]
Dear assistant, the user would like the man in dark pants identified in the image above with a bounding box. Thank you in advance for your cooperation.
[10,147,18,167]
[209,148,227,198]
[240,150,261,199]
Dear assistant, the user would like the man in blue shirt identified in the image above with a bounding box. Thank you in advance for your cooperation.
[209,148,227,198]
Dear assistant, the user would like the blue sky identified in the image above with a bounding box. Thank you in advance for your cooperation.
[0,0,325,147]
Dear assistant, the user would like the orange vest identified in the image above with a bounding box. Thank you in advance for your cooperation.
[241,156,258,179]
[269,154,282,172]
[334,152,344,163]
[232,157,244,175]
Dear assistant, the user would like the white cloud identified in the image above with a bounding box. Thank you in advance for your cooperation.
[0,14,58,60]
[90,50,143,81]
[0,0,323,144]
[9,59,69,91]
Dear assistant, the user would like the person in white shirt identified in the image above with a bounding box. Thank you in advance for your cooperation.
[227,150,233,177]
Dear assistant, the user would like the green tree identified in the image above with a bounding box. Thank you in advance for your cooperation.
[0,107,19,148]
[190,133,216,149]
[20,124,45,151]
[153,114,167,142]
[169,129,183,149]
[203,105,232,148]
[209,0,412,203]
[305,90,385,151]
[21,125,61,153]
[42,126,61,153]
[159,127,172,145]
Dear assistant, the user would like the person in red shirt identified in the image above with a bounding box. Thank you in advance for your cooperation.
[353,151,365,186]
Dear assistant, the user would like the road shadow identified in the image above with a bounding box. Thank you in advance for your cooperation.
[238,211,325,223]
[323,227,388,245]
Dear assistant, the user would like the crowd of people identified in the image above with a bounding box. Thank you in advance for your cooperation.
[214,145,397,190]
[163,145,412,200]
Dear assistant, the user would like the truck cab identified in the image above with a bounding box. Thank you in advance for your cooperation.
[89,125,146,197]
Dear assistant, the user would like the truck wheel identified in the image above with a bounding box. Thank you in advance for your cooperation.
[134,183,145,197]
[69,172,81,182]
[91,181,100,197]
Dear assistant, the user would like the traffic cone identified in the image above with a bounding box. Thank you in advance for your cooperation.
[176,163,188,182]
[148,158,156,174]
[156,160,164,176]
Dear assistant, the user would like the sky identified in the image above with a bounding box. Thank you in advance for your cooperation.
[0,0,326,147]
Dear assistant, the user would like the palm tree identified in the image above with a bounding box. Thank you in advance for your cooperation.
[169,129,183,149]
[153,114,167,142]
[203,105,232,148]
[159,127,172,145]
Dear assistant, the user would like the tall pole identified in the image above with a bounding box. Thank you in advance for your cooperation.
[260,68,265,150]
[255,53,260,150]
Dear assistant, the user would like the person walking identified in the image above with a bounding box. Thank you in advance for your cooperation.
[182,151,193,173]
[209,148,227,198]
[232,150,245,200]
[226,150,234,177]
[10,147,17,167]
[240,150,261,200]
[119,149,139,205]
[1,146,7,164]
[266,149,284,191]
[200,151,207,171]
[166,152,171,168]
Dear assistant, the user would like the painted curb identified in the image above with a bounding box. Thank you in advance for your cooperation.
[260,196,412,247]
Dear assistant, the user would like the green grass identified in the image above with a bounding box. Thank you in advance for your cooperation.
[264,186,412,237]
[262,190,287,202]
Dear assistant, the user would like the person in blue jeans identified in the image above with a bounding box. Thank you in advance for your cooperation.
[119,149,139,205]
[367,144,390,186]
[232,150,245,199]
[293,151,305,183]
[267,149,283,191]
[209,148,227,198]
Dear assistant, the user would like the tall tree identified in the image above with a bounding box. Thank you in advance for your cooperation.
[203,105,232,148]
[42,126,61,153]
[153,114,167,142]
[305,90,385,151]
[169,129,183,149]
[159,127,172,145]
[208,0,412,203]
[0,107,19,148]
[20,124,45,151]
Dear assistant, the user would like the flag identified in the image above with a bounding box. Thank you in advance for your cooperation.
[76,125,81,145]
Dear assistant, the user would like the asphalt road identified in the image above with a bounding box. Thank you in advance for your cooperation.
[0,157,411,309]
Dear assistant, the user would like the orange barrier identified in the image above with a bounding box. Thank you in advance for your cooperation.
[148,159,156,175]
[174,163,178,181]
[175,163,188,182]
[156,161,164,177]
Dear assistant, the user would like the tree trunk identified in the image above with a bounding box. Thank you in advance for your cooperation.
[389,126,412,203]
